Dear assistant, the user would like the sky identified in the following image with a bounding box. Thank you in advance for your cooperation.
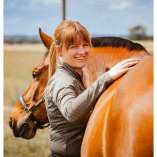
[4,0,153,37]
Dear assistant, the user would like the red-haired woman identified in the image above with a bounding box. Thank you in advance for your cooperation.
[45,20,138,157]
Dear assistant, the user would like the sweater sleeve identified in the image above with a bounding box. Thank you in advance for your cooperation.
[52,72,113,123]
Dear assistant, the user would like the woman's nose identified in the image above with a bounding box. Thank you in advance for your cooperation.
[78,46,85,54]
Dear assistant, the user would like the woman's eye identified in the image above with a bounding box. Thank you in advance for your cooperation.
[32,72,39,79]
[83,44,89,47]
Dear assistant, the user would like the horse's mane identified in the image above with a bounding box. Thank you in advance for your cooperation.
[91,37,147,52]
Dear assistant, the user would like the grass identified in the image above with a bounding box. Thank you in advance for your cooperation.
[4,51,44,106]
[3,40,153,157]
[132,40,154,55]
[4,45,51,157]
[4,110,50,157]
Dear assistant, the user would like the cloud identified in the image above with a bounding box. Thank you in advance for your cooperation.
[85,0,97,6]
[4,17,20,25]
[4,0,19,11]
[5,0,61,12]
[31,0,60,6]
[109,0,133,10]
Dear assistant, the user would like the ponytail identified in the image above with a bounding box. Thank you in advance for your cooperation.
[49,41,59,78]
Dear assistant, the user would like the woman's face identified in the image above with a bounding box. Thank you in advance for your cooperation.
[60,40,90,75]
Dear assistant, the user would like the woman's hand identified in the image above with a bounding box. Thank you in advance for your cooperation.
[108,58,139,81]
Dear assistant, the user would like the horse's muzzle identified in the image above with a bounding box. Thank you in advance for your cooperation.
[9,116,36,139]
[9,117,13,129]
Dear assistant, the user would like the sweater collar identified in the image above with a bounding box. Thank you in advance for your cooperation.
[57,61,83,81]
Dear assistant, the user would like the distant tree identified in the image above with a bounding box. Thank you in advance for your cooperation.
[128,25,147,40]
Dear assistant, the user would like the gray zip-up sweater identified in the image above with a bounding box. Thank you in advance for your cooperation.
[45,61,113,157]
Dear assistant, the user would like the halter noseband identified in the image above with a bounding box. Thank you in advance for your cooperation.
[20,94,50,129]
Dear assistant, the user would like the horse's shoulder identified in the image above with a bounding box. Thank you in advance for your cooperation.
[109,56,153,119]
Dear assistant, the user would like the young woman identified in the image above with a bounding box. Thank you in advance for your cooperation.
[45,20,138,157]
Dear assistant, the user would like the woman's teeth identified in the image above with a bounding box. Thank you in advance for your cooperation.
[76,57,85,60]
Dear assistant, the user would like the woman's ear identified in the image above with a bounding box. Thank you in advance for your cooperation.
[56,46,62,56]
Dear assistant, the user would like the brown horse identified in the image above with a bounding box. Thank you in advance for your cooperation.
[9,30,153,156]
[81,46,153,157]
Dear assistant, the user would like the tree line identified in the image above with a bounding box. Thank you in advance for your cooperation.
[4,25,153,44]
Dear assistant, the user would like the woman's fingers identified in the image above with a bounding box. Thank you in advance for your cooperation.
[120,58,139,64]
[121,66,134,74]
[121,60,139,69]
[108,58,139,80]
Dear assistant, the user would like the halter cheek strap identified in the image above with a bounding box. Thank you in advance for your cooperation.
[20,94,50,129]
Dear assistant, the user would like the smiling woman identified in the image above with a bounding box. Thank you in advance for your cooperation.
[45,20,139,157]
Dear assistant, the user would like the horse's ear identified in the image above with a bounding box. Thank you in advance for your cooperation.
[39,28,54,50]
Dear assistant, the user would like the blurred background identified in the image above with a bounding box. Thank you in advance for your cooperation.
[4,0,153,157]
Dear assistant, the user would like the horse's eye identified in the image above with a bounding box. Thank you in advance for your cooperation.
[32,72,39,79]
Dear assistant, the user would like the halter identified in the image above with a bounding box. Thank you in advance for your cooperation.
[20,94,50,129]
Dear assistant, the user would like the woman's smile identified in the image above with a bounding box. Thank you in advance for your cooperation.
[75,56,85,60]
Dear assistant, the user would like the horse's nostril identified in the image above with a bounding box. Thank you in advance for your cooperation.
[9,117,13,129]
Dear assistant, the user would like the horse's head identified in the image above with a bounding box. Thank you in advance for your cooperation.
[9,29,53,139]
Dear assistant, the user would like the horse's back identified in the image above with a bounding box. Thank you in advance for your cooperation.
[81,56,153,157]
[105,56,153,157]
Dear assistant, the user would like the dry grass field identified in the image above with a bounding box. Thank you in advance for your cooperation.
[132,40,153,55]
[3,40,153,157]
[4,44,50,157]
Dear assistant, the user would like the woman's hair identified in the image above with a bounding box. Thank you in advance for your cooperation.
[54,20,91,49]
[49,20,91,78]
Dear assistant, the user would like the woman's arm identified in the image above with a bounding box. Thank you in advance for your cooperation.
[53,72,112,123]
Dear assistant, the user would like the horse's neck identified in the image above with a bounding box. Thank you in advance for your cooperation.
[83,47,150,87]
